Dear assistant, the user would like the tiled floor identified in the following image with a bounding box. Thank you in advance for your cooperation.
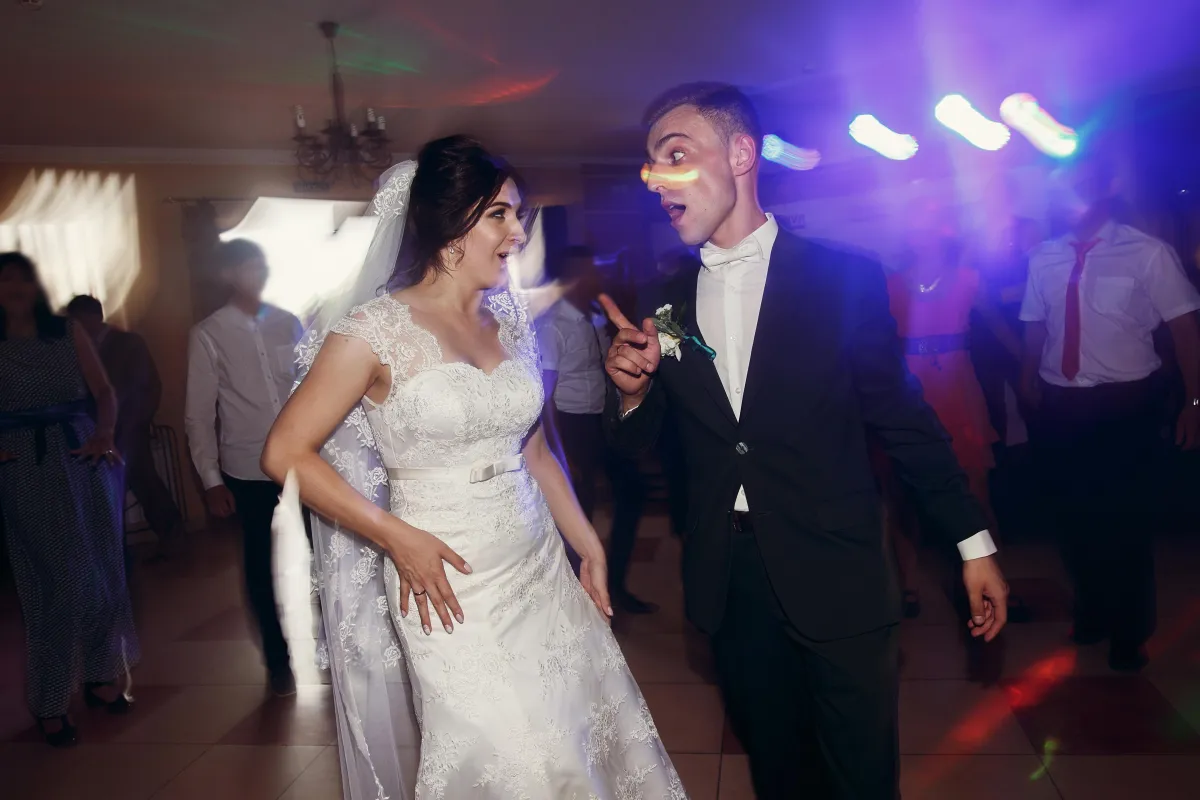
[2,512,1199,798]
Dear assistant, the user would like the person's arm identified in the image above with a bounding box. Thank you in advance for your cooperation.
[1143,240,1200,449]
[535,318,567,471]
[1017,253,1050,407]
[847,257,1007,639]
[523,422,612,617]
[598,294,666,457]
[540,370,567,471]
[261,330,472,636]
[184,327,224,491]
[1020,322,1049,406]
[974,274,1024,361]
[70,321,120,461]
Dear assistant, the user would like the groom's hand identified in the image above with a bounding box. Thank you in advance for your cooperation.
[963,555,1009,642]
[598,294,660,409]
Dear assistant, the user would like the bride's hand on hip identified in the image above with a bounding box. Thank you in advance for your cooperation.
[579,552,615,621]
[389,525,472,636]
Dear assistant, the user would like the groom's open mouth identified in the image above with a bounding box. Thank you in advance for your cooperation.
[662,201,686,225]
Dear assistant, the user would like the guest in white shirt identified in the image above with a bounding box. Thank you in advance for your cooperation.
[1020,153,1200,672]
[185,239,303,695]
[538,247,655,614]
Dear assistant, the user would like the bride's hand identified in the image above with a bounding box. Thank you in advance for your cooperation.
[389,525,472,636]
[579,552,614,621]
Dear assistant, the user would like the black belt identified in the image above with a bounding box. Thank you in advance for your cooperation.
[904,334,968,356]
[731,511,754,535]
[0,400,89,463]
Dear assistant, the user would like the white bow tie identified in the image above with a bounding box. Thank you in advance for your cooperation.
[699,238,762,270]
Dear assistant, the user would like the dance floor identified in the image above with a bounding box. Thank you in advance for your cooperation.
[2,509,1199,799]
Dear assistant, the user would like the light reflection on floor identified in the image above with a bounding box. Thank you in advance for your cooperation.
[1,509,1199,798]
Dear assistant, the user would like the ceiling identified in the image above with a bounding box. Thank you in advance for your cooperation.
[3,0,1199,163]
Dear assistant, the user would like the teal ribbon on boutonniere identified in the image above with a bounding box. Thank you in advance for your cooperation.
[684,334,716,360]
[652,303,716,361]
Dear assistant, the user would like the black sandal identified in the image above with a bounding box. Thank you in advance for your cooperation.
[36,715,77,748]
[84,682,133,714]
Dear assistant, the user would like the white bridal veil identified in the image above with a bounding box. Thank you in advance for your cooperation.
[274,161,421,800]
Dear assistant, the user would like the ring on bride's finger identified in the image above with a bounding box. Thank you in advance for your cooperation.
[413,589,427,596]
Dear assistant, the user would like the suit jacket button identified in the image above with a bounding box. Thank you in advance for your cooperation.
[735,442,749,455]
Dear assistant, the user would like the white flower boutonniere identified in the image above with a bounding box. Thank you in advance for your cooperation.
[651,303,716,362]
[654,304,683,361]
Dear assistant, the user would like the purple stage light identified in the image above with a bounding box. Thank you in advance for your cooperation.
[848,115,919,161]
[934,94,1010,151]
[762,134,821,171]
[1000,94,1078,158]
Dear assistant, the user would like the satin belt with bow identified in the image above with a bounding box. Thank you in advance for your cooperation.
[0,399,90,463]
[272,456,526,550]
[699,238,763,270]
[388,454,525,484]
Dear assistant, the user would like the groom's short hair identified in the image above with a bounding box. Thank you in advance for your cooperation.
[642,82,762,146]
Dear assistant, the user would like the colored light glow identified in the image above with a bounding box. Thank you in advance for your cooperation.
[1000,93,1078,158]
[762,134,821,171]
[639,165,700,185]
[934,94,1010,151]
[848,115,919,160]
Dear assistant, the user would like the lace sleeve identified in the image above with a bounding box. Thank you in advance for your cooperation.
[330,299,396,372]
[487,288,539,371]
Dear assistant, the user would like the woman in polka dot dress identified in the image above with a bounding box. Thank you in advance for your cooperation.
[0,252,141,747]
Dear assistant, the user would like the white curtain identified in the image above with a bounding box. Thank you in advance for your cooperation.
[0,170,141,317]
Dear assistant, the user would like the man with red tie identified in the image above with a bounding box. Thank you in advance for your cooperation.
[1020,152,1200,671]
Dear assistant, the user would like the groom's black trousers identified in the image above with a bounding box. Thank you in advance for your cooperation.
[712,513,900,799]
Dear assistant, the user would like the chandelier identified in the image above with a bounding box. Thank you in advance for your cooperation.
[292,21,393,189]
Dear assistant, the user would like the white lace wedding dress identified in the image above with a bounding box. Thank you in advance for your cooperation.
[327,289,687,800]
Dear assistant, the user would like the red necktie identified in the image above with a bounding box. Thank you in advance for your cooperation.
[1062,239,1099,381]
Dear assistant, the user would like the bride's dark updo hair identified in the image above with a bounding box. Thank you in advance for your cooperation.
[391,135,525,288]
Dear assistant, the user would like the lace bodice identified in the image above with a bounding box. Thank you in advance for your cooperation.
[326,290,543,472]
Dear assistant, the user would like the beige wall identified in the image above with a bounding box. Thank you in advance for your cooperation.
[0,159,583,522]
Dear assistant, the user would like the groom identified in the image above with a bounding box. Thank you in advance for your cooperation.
[602,83,1009,798]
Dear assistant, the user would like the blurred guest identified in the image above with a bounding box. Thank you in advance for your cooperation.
[1021,154,1200,671]
[883,204,1005,618]
[0,252,140,747]
[185,239,302,695]
[66,295,185,561]
[974,218,1044,445]
[538,246,655,614]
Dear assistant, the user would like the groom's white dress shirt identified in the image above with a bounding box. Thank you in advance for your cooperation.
[697,215,996,561]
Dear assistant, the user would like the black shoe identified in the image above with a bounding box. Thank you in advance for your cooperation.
[37,715,77,748]
[84,682,134,714]
[1108,642,1149,672]
[902,590,922,619]
[612,590,659,615]
[270,668,297,697]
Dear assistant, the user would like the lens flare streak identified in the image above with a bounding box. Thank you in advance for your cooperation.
[762,134,821,171]
[640,165,700,185]
[848,115,919,161]
[935,94,1010,151]
[1000,93,1078,158]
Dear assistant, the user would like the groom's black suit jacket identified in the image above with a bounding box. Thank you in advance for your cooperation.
[607,230,989,641]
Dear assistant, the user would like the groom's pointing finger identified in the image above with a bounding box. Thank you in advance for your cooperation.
[598,293,634,330]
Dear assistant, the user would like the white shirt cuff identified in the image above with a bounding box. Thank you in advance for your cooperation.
[201,469,225,491]
[618,404,640,421]
[957,530,997,561]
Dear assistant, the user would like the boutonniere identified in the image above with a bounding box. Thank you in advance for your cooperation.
[652,304,716,362]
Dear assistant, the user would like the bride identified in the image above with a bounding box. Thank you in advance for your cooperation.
[261,135,687,800]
